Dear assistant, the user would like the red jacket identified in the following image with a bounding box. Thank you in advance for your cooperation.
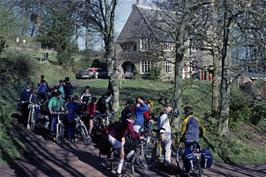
[144,109,151,121]
[110,120,140,142]
[86,103,97,117]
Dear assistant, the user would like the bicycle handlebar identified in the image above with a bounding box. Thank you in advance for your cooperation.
[53,112,66,115]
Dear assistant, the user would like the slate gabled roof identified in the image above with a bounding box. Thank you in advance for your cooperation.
[116,4,174,43]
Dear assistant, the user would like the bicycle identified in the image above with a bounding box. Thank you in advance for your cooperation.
[54,111,66,144]
[27,103,40,131]
[99,138,148,176]
[176,142,202,177]
[91,112,114,145]
[75,116,91,145]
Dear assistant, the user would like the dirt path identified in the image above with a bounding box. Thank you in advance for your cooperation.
[1,124,266,177]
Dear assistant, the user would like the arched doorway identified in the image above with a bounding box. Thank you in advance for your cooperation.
[121,61,136,79]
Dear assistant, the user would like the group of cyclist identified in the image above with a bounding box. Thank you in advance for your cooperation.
[18,74,208,176]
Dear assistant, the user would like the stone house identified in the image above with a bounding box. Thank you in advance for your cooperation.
[115,4,213,80]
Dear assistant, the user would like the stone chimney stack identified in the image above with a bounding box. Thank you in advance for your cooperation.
[136,0,139,5]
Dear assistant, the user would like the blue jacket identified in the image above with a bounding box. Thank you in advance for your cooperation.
[20,89,31,102]
[181,115,205,143]
[66,102,78,122]
[134,103,148,126]
[37,83,48,94]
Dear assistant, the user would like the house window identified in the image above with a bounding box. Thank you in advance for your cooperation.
[140,61,152,74]
[140,38,150,51]
[165,61,172,73]
[120,42,137,51]
[163,43,171,51]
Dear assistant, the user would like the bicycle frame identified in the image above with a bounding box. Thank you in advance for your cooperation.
[55,112,65,143]
[27,104,40,130]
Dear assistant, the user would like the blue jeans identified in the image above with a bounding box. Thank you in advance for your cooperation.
[50,115,58,135]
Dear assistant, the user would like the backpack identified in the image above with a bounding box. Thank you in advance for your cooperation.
[201,148,213,168]
[98,129,112,156]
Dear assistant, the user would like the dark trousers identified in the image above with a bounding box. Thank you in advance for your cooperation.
[66,121,75,141]
[50,115,58,135]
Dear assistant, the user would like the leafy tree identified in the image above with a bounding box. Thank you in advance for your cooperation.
[37,1,78,66]
[80,0,119,110]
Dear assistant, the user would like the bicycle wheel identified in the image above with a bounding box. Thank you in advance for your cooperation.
[131,149,147,175]
[195,160,202,177]
[56,124,64,144]
[81,125,91,145]
[26,109,32,130]
[30,110,36,131]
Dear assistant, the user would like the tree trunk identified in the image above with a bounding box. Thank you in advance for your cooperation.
[218,5,232,136]
[218,63,231,136]
[212,54,220,117]
[105,39,119,111]
[172,45,184,132]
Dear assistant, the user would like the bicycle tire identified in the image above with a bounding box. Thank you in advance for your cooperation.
[27,109,32,130]
[81,125,91,145]
[56,124,64,144]
[131,149,147,175]
[30,109,36,131]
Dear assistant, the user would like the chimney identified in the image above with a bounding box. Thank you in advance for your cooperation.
[136,0,139,5]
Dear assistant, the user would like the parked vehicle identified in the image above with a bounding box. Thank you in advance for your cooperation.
[76,70,93,79]
[86,68,108,79]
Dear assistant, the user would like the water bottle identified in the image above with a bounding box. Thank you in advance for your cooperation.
[126,150,135,159]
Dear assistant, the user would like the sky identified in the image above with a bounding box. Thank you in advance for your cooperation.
[78,0,137,50]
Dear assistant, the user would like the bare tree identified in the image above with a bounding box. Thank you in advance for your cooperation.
[195,0,266,136]
[149,0,212,130]
[80,0,119,110]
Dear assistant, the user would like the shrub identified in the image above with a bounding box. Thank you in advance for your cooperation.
[148,66,161,80]
[229,85,266,126]
[229,86,252,127]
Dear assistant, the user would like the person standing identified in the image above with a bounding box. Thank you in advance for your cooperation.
[64,77,73,101]
[133,97,148,133]
[158,103,173,164]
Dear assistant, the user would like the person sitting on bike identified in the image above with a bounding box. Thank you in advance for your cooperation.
[108,113,141,176]
[80,86,92,111]
[158,103,173,164]
[66,95,79,142]
[180,105,205,173]
[133,97,148,133]
[85,96,97,135]
[97,91,113,114]
[48,91,67,138]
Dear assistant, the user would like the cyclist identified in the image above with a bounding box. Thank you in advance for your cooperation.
[64,77,74,101]
[158,103,173,164]
[97,91,113,114]
[37,79,49,101]
[80,86,92,111]
[133,97,148,133]
[66,95,79,142]
[85,97,97,135]
[180,105,205,173]
[48,91,67,138]
[38,75,50,89]
[108,113,141,176]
